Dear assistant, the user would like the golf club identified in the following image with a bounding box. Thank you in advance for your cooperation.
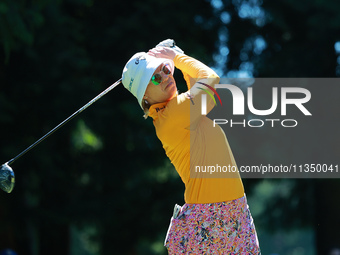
[0,78,122,193]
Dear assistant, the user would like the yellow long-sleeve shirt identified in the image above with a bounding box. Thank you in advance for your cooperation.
[148,54,244,204]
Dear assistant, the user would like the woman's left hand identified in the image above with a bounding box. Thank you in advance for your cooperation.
[148,46,177,60]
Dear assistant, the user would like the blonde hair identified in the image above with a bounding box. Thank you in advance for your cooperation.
[142,99,150,119]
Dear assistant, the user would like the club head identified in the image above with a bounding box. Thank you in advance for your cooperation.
[0,163,15,193]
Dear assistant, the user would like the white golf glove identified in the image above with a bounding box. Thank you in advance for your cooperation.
[156,39,184,54]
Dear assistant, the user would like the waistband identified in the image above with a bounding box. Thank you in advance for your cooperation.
[172,194,247,218]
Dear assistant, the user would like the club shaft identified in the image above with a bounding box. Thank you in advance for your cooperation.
[6,78,122,166]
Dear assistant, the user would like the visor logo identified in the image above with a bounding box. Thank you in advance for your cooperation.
[128,78,134,91]
[135,55,146,65]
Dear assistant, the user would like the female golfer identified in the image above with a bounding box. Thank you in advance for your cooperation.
[122,39,260,254]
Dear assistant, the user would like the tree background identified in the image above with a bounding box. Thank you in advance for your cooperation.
[0,0,339,254]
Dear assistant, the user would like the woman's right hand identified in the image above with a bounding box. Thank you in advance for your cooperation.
[148,46,177,60]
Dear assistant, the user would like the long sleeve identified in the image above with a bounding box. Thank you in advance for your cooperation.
[173,54,219,90]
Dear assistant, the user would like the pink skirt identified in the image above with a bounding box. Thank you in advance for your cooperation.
[164,195,260,254]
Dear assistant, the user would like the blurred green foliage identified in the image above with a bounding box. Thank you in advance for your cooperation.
[0,0,339,254]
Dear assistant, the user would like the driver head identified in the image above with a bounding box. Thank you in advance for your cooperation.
[0,163,15,193]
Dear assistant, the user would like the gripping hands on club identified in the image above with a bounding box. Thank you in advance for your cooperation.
[148,39,184,60]
[155,39,184,54]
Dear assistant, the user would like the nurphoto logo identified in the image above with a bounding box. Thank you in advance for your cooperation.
[199,82,312,128]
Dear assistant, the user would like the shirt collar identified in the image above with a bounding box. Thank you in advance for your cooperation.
[149,102,167,119]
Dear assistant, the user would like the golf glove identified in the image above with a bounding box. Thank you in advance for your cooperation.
[156,39,184,54]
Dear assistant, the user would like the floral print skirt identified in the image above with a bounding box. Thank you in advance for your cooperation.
[164,195,260,254]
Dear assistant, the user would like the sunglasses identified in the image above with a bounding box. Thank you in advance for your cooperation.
[150,64,172,85]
